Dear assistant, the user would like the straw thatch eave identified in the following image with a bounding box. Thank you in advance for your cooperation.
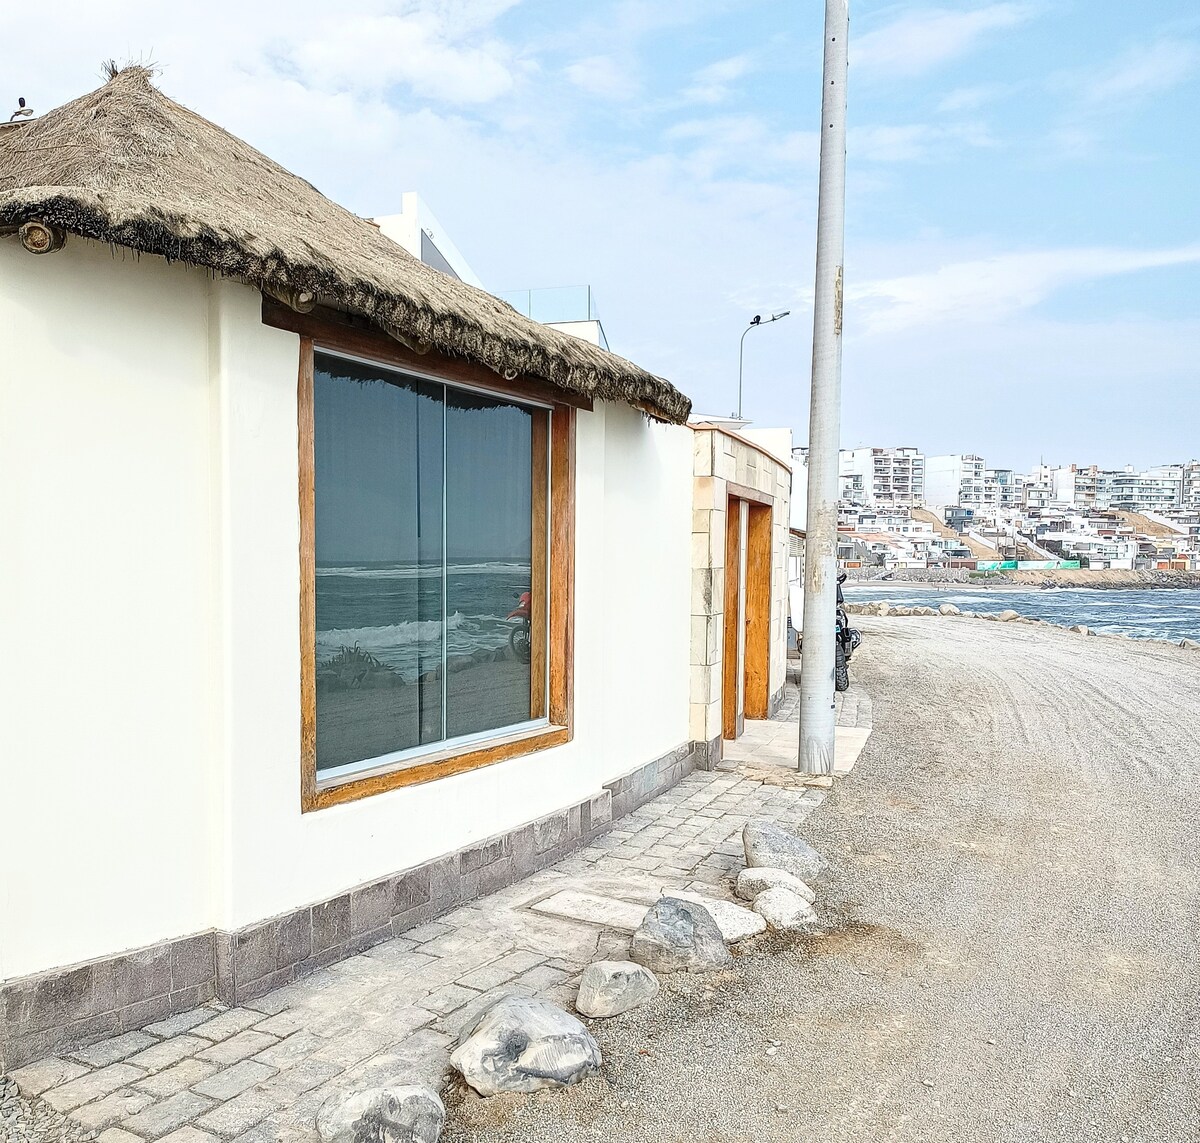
[0,68,691,423]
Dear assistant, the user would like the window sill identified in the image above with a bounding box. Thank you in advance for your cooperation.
[303,723,571,811]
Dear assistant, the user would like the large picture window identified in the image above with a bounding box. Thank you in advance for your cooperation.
[312,350,548,778]
[292,328,576,811]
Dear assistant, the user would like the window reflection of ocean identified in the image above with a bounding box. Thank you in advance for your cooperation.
[316,561,532,682]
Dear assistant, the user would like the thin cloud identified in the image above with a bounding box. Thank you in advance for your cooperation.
[854,3,1033,78]
[852,245,1200,333]
[937,83,1008,113]
[853,121,997,163]
[564,54,638,99]
[1084,39,1199,104]
[683,53,753,104]
[288,13,517,103]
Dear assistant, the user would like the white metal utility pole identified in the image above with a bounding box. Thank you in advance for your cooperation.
[799,0,849,775]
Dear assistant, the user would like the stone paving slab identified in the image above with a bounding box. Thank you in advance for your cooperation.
[13,679,866,1142]
[529,890,655,932]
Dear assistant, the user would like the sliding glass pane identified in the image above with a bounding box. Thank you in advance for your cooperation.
[444,389,537,738]
[313,354,444,772]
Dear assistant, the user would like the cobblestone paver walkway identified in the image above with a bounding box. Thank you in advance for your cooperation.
[11,679,870,1143]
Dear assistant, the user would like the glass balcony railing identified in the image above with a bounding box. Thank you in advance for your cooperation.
[499,286,602,326]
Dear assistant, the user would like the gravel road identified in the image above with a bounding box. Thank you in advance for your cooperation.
[442,617,1200,1143]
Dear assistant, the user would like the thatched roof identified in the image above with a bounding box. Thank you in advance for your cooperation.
[0,68,690,423]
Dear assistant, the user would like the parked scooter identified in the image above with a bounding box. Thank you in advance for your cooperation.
[507,591,532,663]
[835,571,862,691]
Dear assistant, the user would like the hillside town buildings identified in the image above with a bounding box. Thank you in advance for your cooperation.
[833,445,1200,573]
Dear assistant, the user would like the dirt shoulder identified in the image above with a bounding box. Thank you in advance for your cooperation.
[444,618,1200,1143]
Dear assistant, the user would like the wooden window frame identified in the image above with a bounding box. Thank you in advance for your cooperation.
[273,303,577,812]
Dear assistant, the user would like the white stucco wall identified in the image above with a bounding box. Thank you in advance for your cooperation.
[0,240,694,977]
[0,240,219,980]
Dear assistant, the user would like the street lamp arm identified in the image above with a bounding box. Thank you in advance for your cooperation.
[736,311,791,420]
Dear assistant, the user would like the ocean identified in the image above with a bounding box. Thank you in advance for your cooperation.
[316,560,532,682]
[843,584,1200,643]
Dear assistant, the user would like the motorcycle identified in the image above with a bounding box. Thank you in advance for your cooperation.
[835,571,862,692]
[507,590,532,664]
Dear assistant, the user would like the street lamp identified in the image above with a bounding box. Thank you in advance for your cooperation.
[737,310,791,420]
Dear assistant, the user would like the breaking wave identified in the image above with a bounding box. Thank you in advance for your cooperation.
[317,562,530,580]
[316,612,515,681]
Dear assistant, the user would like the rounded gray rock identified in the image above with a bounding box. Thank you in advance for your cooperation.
[629,897,732,974]
[317,1085,444,1143]
[743,819,825,880]
[451,995,601,1096]
[753,886,819,932]
[576,960,659,1018]
[735,867,816,904]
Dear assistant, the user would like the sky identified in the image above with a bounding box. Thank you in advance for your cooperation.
[5,1,1198,472]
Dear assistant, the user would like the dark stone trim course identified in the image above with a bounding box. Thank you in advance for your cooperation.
[0,740,698,1071]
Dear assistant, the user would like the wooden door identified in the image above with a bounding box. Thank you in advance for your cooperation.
[722,499,744,740]
[743,503,772,718]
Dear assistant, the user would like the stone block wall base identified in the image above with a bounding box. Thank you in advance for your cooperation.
[0,740,696,1072]
[692,735,724,772]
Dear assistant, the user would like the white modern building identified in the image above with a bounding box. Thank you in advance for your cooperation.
[838,447,925,507]
[1184,461,1200,511]
[1096,465,1183,512]
[924,454,988,510]
[374,192,484,288]
[1049,464,1100,510]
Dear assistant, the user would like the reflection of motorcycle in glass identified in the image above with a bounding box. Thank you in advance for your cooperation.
[507,590,532,663]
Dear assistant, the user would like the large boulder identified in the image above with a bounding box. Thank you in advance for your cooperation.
[451,996,601,1096]
[629,897,732,973]
[317,1086,444,1143]
[674,891,767,943]
[997,610,1020,622]
[1180,638,1200,650]
[576,961,659,1018]
[938,603,960,616]
[743,820,825,880]
[752,887,819,932]
[735,867,816,905]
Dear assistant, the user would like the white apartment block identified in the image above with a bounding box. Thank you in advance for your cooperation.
[838,447,925,507]
[985,468,1021,510]
[1050,464,1100,509]
[1185,461,1200,511]
[925,454,989,510]
[1096,465,1183,512]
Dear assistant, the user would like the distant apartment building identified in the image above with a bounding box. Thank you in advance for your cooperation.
[1021,475,1053,510]
[924,454,989,509]
[1050,464,1100,510]
[985,468,1021,510]
[1096,465,1183,512]
[1180,461,1199,508]
[838,447,924,507]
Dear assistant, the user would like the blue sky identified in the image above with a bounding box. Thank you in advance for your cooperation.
[8,1,1198,470]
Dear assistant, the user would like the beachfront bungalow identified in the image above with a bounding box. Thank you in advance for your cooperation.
[0,68,789,1069]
